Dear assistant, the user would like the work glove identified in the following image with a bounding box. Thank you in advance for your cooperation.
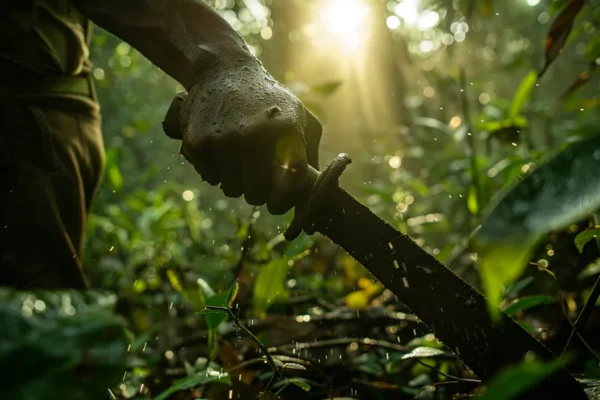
[163,56,322,215]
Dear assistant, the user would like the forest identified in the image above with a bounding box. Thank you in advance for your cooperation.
[2,0,600,399]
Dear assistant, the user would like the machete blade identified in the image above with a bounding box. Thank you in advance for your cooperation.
[284,154,585,397]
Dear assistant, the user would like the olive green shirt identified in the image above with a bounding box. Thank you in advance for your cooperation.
[0,0,92,75]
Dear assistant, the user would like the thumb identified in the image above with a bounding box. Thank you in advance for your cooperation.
[267,134,308,215]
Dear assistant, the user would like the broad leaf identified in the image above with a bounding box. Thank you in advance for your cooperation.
[253,258,290,317]
[227,281,239,308]
[471,134,600,319]
[197,278,216,298]
[283,363,307,371]
[0,289,129,400]
[287,378,311,391]
[401,347,446,360]
[168,272,211,309]
[480,357,568,400]
[502,295,556,316]
[508,70,538,119]
[539,0,585,78]
[574,227,600,253]
[203,285,237,330]
[153,370,231,400]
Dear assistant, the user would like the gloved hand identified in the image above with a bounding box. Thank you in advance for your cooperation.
[163,56,322,215]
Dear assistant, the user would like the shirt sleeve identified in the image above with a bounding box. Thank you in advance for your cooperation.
[71,0,254,88]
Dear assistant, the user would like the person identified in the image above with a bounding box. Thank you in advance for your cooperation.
[0,0,322,290]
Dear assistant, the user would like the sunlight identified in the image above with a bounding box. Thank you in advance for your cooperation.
[393,0,420,27]
[393,0,439,31]
[319,0,369,51]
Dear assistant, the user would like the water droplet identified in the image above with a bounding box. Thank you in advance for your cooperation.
[417,265,434,274]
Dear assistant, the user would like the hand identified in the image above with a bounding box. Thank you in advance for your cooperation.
[163,56,322,215]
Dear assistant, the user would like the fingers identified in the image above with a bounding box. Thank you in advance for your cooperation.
[243,138,272,206]
[218,144,244,198]
[183,136,220,186]
[186,132,307,212]
[267,135,308,215]
[181,106,309,212]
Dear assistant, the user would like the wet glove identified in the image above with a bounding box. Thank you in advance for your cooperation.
[163,55,322,215]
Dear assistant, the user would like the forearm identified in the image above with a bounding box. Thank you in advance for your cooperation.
[72,0,254,89]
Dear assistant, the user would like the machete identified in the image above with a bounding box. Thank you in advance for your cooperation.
[285,154,586,398]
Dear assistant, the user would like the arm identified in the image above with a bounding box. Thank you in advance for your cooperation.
[71,0,253,89]
[72,0,322,215]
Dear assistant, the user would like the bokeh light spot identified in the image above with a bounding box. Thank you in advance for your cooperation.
[182,190,195,201]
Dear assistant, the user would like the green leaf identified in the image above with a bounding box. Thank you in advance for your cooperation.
[0,289,129,400]
[107,167,124,191]
[196,278,216,298]
[310,80,342,96]
[502,295,556,316]
[579,258,600,280]
[488,121,527,145]
[540,0,585,78]
[253,258,290,317]
[204,287,235,330]
[288,378,311,391]
[467,184,479,215]
[509,70,538,118]
[104,148,124,191]
[505,276,535,297]
[166,269,184,292]
[471,134,600,320]
[574,227,600,253]
[480,357,568,400]
[153,371,231,400]
[283,363,307,371]
[166,270,207,309]
[401,347,446,360]
[227,281,239,308]
[182,288,206,309]
[273,377,311,393]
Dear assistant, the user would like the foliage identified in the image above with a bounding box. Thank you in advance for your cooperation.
[472,133,600,318]
[479,356,570,400]
[0,289,129,400]
[5,0,600,398]
[153,370,231,400]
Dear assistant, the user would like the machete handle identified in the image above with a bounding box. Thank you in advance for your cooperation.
[285,153,352,241]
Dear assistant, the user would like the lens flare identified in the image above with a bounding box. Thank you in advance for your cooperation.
[319,0,369,51]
